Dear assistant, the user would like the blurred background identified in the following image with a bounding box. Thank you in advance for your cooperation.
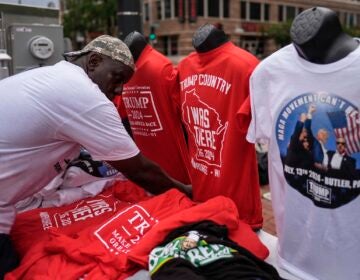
[60,0,360,60]
[2,0,358,236]
[1,0,360,76]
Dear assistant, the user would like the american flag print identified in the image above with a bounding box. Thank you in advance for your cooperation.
[327,110,360,155]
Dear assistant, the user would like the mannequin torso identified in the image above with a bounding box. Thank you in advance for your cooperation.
[118,31,149,137]
[124,31,148,62]
[290,7,358,64]
[192,23,229,53]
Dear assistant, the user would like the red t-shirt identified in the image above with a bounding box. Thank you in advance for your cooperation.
[6,189,197,280]
[178,42,263,229]
[10,180,151,257]
[115,45,191,184]
[6,193,268,280]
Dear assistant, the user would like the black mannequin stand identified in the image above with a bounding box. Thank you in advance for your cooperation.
[124,31,148,63]
[192,23,229,53]
[290,7,358,64]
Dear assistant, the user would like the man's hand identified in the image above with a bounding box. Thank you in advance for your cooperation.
[300,113,307,122]
[109,153,193,197]
[308,104,316,115]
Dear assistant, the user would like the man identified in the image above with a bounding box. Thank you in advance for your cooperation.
[327,137,356,177]
[180,231,200,251]
[305,104,329,170]
[313,128,329,170]
[284,112,314,169]
[0,35,191,277]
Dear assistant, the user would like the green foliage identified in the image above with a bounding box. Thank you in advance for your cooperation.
[264,21,360,47]
[264,21,293,47]
[63,0,117,41]
[343,26,360,38]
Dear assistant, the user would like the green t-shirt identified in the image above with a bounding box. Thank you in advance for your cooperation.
[149,234,237,275]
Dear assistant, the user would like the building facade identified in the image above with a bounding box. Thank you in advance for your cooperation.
[142,0,360,58]
[0,0,59,8]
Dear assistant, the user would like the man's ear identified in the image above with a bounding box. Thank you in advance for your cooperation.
[87,53,103,71]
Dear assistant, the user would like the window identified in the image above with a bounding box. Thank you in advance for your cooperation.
[264,3,269,21]
[286,6,296,20]
[278,5,299,22]
[175,0,179,16]
[163,35,178,55]
[156,0,162,20]
[345,12,357,27]
[241,38,260,56]
[278,5,284,22]
[144,3,149,22]
[177,0,185,22]
[241,1,271,22]
[223,0,229,18]
[197,0,204,16]
[208,0,219,17]
[164,0,171,18]
[241,1,246,19]
[155,0,178,20]
[250,2,261,20]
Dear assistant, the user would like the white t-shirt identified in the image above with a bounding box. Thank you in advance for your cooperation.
[0,61,139,233]
[247,43,360,280]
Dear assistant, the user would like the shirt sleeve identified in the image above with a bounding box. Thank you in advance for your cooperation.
[246,69,271,145]
[236,95,252,134]
[163,64,182,117]
[113,95,128,119]
[55,102,139,161]
[235,62,257,134]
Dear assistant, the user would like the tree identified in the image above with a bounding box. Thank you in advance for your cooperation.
[343,26,360,38]
[63,0,117,44]
[264,21,292,48]
[264,20,360,48]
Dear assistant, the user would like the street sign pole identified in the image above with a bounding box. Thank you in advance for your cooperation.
[117,0,142,40]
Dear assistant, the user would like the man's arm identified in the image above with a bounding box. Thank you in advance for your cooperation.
[108,153,192,197]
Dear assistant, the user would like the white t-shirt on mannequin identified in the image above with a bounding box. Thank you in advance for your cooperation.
[0,61,139,234]
[246,43,360,280]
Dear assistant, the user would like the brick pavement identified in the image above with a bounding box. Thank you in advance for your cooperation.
[260,184,277,236]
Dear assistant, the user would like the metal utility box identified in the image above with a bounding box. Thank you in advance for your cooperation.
[0,3,63,78]
[8,24,63,74]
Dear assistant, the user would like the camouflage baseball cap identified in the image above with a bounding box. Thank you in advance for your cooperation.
[63,35,134,70]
